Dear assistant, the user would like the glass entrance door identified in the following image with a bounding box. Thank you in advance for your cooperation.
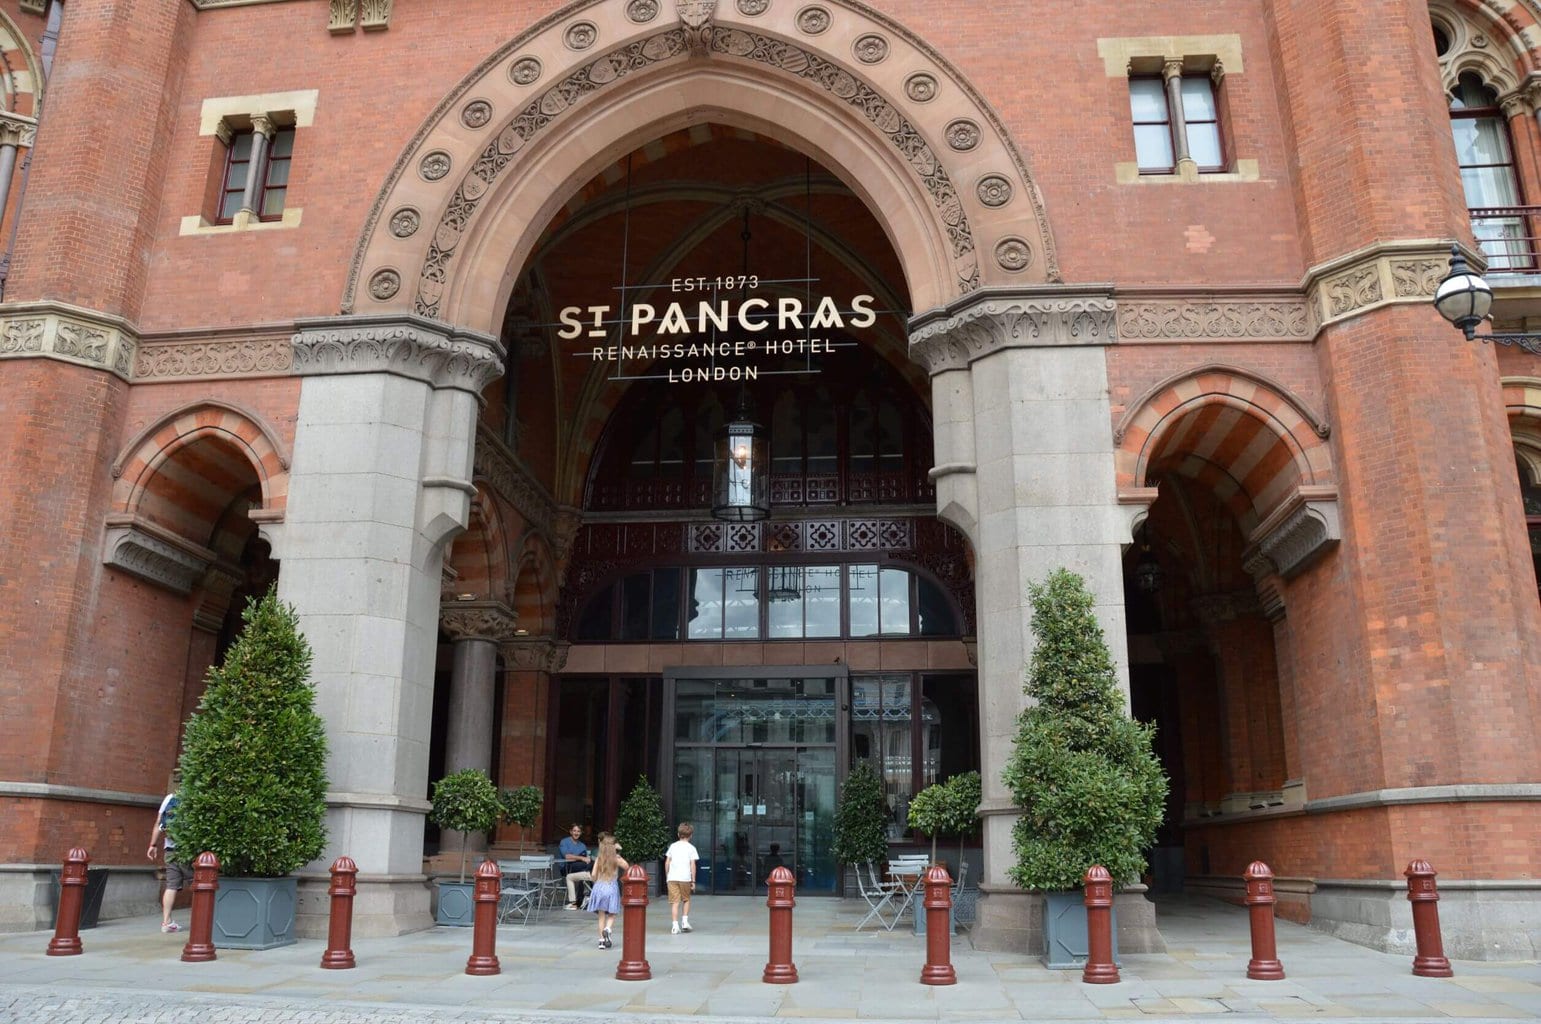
[668,673,843,894]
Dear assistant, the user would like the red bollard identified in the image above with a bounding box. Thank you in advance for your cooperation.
[320,856,358,969]
[180,852,220,963]
[763,865,798,984]
[919,865,957,986]
[45,848,90,956]
[1405,860,1454,978]
[465,858,501,976]
[1082,865,1119,984]
[1244,861,1285,980]
[615,863,651,981]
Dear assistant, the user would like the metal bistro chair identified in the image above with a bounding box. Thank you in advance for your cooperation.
[496,860,542,926]
[886,854,929,924]
[855,861,905,932]
[518,854,564,913]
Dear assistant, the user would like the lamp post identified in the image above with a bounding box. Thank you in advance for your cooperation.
[1434,244,1541,353]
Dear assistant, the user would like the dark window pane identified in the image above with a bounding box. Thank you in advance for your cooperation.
[219,189,244,220]
[916,574,956,636]
[650,569,681,640]
[620,572,651,641]
[687,568,724,639]
[723,567,760,639]
[658,407,686,478]
[805,386,837,475]
[921,675,980,790]
[268,128,295,158]
[675,679,716,742]
[260,186,287,217]
[576,583,615,641]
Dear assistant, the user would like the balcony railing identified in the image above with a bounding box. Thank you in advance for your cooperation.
[1469,206,1541,275]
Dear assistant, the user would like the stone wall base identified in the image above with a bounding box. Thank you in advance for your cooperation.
[295,873,433,939]
[0,864,159,932]
[968,884,1166,955]
[1311,881,1540,961]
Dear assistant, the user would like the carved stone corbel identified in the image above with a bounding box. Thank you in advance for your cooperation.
[360,0,393,31]
[907,287,1119,375]
[440,600,519,644]
[677,0,718,57]
[0,111,38,149]
[328,0,357,33]
[1245,487,1340,580]
[500,637,571,674]
[103,519,215,595]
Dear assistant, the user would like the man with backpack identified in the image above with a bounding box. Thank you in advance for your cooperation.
[146,770,186,933]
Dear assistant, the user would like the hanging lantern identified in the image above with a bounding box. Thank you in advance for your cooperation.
[712,399,769,522]
[1134,527,1164,594]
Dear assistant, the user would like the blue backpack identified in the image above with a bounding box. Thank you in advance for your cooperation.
[159,795,179,847]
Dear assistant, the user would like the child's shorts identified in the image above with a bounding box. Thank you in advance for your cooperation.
[667,881,693,904]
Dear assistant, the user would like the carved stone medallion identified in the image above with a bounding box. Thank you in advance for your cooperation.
[852,33,888,64]
[945,118,980,151]
[737,0,769,13]
[509,56,543,85]
[368,269,401,300]
[627,0,660,22]
[460,100,492,129]
[419,151,451,181]
[388,207,421,238]
[976,174,1012,208]
[564,20,598,50]
[795,5,830,33]
[994,237,1032,273]
[905,72,938,103]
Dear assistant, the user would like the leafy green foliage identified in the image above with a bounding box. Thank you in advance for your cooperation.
[430,768,504,883]
[908,771,981,865]
[1003,569,1168,892]
[832,761,889,866]
[169,590,328,878]
[499,784,543,847]
[612,777,671,864]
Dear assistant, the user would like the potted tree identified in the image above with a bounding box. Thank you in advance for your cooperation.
[906,770,981,934]
[429,768,505,926]
[1002,569,1168,967]
[832,760,889,894]
[612,777,671,891]
[169,589,328,950]
[499,784,543,852]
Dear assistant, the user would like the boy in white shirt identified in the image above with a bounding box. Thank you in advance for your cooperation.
[664,822,699,934]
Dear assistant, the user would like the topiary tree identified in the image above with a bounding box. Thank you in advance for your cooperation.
[499,784,543,850]
[430,768,505,883]
[908,770,981,868]
[612,776,671,866]
[1003,568,1168,891]
[169,589,328,878]
[832,760,889,866]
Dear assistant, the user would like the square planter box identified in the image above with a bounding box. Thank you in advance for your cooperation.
[213,876,297,950]
[436,880,476,926]
[50,868,108,931]
[1043,889,1119,969]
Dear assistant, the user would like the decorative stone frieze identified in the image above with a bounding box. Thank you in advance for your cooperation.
[0,111,37,148]
[133,332,292,380]
[1245,486,1341,580]
[1304,240,1464,329]
[500,636,571,674]
[0,301,137,380]
[440,599,519,643]
[677,0,717,56]
[103,520,214,595]
[1116,293,1312,342]
[291,314,504,395]
[907,287,1118,374]
[474,430,559,536]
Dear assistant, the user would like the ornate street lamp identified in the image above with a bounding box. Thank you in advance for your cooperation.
[711,394,769,522]
[1434,244,1541,353]
[1134,524,1164,595]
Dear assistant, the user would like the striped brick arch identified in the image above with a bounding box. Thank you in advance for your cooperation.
[513,538,557,637]
[0,10,42,119]
[448,487,515,604]
[111,402,290,541]
[1115,367,1333,535]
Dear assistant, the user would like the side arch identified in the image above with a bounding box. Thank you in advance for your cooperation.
[1502,376,1541,481]
[1116,366,1333,535]
[0,8,42,117]
[344,0,1059,327]
[111,401,290,530]
[513,535,558,637]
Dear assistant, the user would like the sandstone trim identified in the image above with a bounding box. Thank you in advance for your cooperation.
[907,286,1118,374]
[1303,239,1465,330]
[291,314,504,394]
[440,599,520,642]
[0,301,137,380]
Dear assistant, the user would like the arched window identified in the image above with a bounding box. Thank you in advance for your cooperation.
[1450,72,1529,270]
[1518,456,1541,603]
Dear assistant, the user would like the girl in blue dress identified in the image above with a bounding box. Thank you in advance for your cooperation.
[588,835,627,949]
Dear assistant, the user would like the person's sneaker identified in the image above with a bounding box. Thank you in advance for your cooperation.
[681,918,692,933]
[597,939,607,949]
[603,937,613,949]
[160,921,180,933]
[603,926,612,944]
[671,922,680,934]
[565,903,578,910]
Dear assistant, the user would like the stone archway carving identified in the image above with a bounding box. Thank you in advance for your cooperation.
[344,0,1058,329]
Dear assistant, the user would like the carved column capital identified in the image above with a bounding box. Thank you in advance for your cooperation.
[440,600,519,643]
[0,111,37,149]
[1161,59,1185,83]
[1500,91,1533,121]
[249,113,277,140]
[907,287,1118,375]
[500,636,571,674]
[292,314,505,395]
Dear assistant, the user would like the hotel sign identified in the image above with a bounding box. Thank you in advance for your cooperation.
[558,276,878,382]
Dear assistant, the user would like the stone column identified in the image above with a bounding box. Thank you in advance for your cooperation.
[909,288,1160,954]
[438,600,519,858]
[237,112,276,223]
[0,112,37,227]
[273,314,503,937]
